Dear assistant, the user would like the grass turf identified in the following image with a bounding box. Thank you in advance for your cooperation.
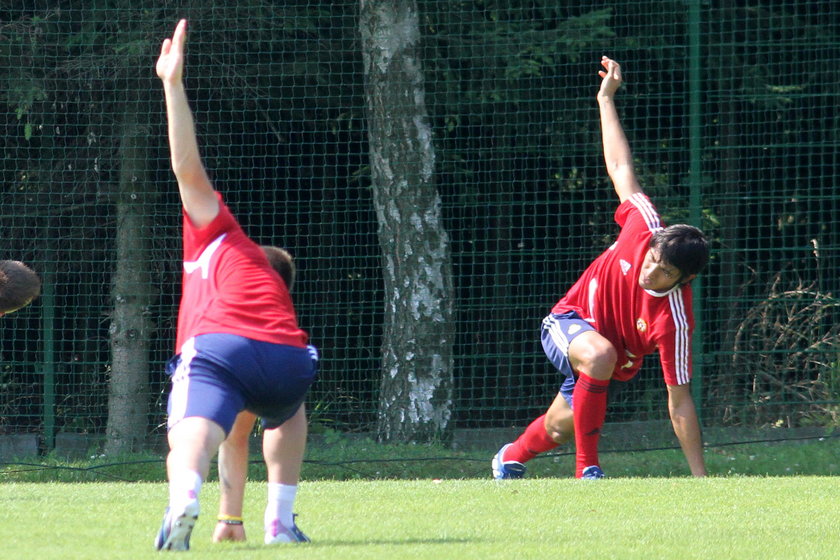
[3,477,838,559]
[4,433,837,482]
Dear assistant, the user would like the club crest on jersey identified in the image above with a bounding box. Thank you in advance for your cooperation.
[636,318,648,333]
[620,259,632,275]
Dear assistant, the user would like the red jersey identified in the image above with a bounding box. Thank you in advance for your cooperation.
[175,193,308,352]
[551,193,693,385]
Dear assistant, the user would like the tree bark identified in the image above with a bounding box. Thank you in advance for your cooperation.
[104,93,155,455]
[360,0,455,443]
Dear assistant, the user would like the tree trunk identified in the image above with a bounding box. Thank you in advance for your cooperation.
[104,94,154,455]
[360,0,456,443]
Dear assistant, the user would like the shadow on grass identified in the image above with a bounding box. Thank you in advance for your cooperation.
[217,538,476,551]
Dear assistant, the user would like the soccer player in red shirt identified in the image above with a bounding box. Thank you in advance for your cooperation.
[493,57,709,480]
[155,20,317,550]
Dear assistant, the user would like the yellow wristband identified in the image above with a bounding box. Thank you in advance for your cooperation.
[217,514,244,525]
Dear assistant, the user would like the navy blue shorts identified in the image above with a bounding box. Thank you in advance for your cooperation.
[540,311,595,408]
[541,311,631,408]
[166,333,318,434]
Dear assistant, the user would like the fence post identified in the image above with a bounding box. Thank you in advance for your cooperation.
[688,0,704,423]
[40,254,56,451]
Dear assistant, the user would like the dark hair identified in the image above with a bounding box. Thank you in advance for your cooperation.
[0,260,41,313]
[261,246,296,291]
[650,224,709,279]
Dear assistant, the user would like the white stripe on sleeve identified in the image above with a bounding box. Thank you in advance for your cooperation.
[630,193,662,232]
[667,291,691,385]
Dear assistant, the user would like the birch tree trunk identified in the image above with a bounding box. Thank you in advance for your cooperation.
[360,0,455,443]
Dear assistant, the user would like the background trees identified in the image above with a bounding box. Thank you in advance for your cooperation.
[0,1,837,450]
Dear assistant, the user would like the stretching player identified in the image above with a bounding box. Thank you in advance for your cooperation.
[493,57,709,480]
[155,19,317,550]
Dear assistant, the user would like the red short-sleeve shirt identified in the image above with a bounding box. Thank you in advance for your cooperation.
[175,193,308,352]
[552,193,694,385]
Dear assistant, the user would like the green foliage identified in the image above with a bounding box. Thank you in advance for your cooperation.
[421,3,615,160]
[712,264,840,428]
[0,1,838,443]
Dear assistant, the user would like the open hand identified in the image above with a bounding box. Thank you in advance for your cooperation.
[598,56,623,98]
[156,19,188,84]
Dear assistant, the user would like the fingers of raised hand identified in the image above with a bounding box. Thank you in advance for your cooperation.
[171,19,187,52]
[600,57,622,81]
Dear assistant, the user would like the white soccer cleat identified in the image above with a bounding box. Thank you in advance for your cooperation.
[492,443,527,480]
[155,499,200,551]
[581,465,605,480]
[265,514,310,544]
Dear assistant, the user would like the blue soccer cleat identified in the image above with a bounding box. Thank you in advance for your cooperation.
[581,465,605,480]
[492,443,527,480]
[265,514,310,545]
[155,500,199,551]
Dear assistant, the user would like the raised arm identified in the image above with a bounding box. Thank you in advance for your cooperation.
[597,57,643,203]
[156,19,219,228]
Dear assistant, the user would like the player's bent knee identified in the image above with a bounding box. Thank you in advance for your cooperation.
[571,335,617,379]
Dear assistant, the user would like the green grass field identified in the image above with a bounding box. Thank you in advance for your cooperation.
[3,477,838,559]
[2,437,838,558]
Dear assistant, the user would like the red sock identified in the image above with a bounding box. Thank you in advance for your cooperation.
[504,414,558,463]
[572,373,610,477]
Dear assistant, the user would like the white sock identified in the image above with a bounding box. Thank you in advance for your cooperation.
[169,469,202,511]
[265,483,297,529]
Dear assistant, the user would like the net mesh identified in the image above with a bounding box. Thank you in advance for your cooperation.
[0,1,837,452]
